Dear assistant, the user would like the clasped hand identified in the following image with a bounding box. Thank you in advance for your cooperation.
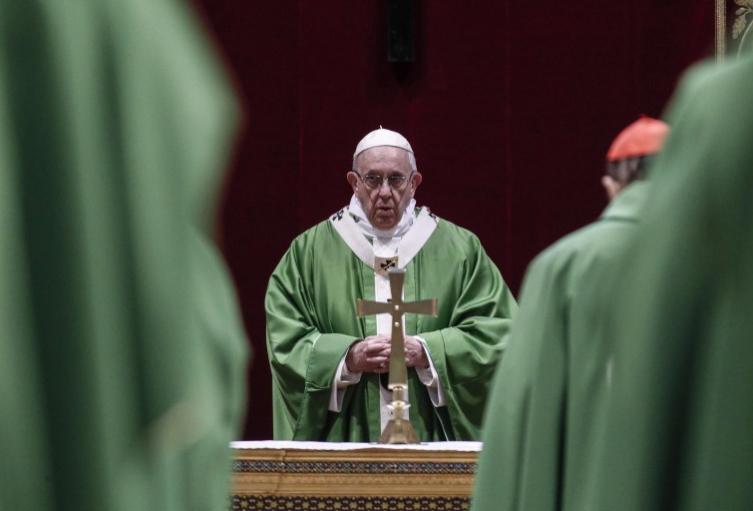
[345,335,429,373]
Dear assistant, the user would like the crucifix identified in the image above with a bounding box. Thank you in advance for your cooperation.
[356,268,437,444]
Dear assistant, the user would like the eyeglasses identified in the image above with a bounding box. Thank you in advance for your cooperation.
[355,171,415,191]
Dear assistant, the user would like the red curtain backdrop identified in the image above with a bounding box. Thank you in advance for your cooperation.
[192,0,712,440]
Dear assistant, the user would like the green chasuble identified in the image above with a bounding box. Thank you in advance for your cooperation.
[590,56,753,510]
[0,1,248,511]
[472,182,648,511]
[266,211,517,441]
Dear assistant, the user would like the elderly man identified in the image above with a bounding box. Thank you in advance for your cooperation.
[265,127,517,442]
[472,117,669,511]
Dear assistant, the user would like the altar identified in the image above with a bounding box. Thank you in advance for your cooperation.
[231,441,481,511]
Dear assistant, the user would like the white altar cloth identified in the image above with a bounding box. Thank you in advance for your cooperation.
[231,440,482,452]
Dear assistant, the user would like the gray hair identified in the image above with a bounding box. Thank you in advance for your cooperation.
[352,148,417,173]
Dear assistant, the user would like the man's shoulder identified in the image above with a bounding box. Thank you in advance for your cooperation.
[531,217,635,275]
[289,215,339,247]
[274,217,342,268]
[665,56,753,144]
[424,210,483,250]
[678,56,753,109]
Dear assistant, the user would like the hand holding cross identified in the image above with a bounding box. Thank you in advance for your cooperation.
[356,269,437,388]
[356,269,438,444]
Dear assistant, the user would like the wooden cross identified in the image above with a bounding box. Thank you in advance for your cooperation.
[356,268,437,443]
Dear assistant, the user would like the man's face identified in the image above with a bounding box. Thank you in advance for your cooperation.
[347,146,422,230]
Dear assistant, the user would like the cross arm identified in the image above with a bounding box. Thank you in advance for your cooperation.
[356,299,394,317]
[401,299,438,316]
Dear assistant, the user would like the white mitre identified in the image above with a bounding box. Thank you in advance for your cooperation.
[353,127,414,159]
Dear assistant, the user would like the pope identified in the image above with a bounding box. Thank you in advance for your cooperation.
[265,127,517,442]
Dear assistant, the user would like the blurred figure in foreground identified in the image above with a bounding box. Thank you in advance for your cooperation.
[472,117,668,511]
[0,1,248,511]
[591,55,753,510]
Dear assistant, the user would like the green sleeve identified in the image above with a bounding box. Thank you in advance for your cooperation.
[419,235,518,440]
[265,239,358,439]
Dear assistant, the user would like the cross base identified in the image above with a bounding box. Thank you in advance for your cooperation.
[379,385,419,444]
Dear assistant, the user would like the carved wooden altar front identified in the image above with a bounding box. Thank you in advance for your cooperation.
[231,441,479,511]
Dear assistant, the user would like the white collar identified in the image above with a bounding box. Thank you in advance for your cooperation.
[348,194,416,240]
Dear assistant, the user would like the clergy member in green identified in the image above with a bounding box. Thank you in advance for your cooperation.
[0,1,248,511]
[265,128,517,441]
[472,118,669,511]
[591,55,753,511]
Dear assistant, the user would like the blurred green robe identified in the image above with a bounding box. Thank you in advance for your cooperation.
[0,1,247,511]
[591,56,753,510]
[472,182,648,511]
[266,213,517,441]
[186,234,249,511]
